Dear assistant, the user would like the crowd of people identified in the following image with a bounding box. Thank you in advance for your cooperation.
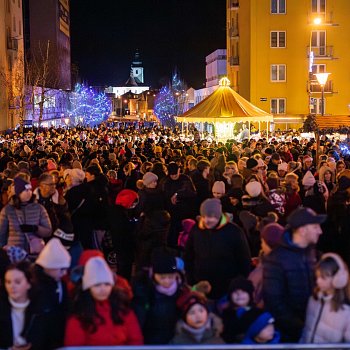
[0,124,349,349]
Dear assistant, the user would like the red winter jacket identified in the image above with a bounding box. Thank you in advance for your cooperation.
[64,300,143,346]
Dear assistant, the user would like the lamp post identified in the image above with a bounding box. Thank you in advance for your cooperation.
[315,72,330,116]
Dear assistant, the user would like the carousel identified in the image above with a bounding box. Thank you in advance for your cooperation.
[177,77,273,141]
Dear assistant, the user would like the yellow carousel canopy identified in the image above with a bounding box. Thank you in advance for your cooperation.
[177,77,273,123]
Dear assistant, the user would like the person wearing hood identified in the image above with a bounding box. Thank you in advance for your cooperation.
[184,198,251,300]
[170,291,224,345]
[107,189,139,280]
[263,207,326,342]
[0,177,52,254]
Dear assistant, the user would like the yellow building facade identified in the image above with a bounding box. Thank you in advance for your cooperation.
[227,0,350,128]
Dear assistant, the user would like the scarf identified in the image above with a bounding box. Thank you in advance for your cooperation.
[9,297,30,346]
[155,280,178,296]
[181,318,210,342]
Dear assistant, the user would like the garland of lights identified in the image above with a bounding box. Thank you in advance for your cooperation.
[69,83,111,125]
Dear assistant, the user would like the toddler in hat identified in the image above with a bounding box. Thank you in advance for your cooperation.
[65,256,143,346]
[222,277,276,343]
[170,291,225,345]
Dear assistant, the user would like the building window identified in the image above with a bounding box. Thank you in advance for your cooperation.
[312,0,325,13]
[271,64,286,82]
[271,0,286,14]
[271,98,286,114]
[311,30,326,55]
[311,64,326,74]
[270,31,286,48]
[310,97,324,114]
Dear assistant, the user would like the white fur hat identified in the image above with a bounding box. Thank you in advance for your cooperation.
[82,257,114,291]
[245,181,262,198]
[212,181,225,194]
[302,170,316,188]
[36,238,71,269]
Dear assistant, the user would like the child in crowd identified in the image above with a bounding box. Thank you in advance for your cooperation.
[241,309,280,344]
[221,277,261,343]
[301,253,350,343]
[65,256,143,346]
[170,291,225,344]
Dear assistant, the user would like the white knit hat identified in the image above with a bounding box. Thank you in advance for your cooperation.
[278,162,288,172]
[143,172,158,187]
[82,257,114,291]
[212,181,225,194]
[302,170,316,188]
[64,168,85,183]
[36,238,71,269]
[245,181,262,198]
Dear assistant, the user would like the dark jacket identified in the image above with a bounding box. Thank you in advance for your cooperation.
[0,295,60,350]
[132,273,184,344]
[137,187,165,215]
[160,174,197,220]
[262,231,317,342]
[184,214,251,299]
[190,171,211,208]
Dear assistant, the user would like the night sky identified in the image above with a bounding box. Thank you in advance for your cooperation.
[70,0,226,89]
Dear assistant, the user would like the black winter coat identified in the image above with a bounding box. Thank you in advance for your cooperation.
[184,215,251,299]
[262,231,317,342]
[132,273,183,344]
[137,187,165,215]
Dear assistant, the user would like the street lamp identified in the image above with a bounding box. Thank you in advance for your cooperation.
[315,72,330,116]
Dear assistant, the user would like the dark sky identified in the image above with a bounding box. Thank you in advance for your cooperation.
[70,0,226,89]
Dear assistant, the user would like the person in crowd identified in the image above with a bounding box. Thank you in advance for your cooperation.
[65,256,143,346]
[318,165,336,193]
[0,262,53,349]
[137,172,164,215]
[211,181,226,199]
[301,253,350,343]
[0,177,52,254]
[33,238,72,348]
[160,162,197,247]
[302,155,316,176]
[170,291,225,345]
[263,207,326,342]
[190,160,211,206]
[184,198,251,300]
[132,250,186,344]
[283,172,302,218]
[248,223,284,307]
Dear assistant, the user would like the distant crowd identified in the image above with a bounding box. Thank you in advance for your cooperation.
[0,124,350,349]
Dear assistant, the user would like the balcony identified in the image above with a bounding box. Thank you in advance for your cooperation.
[308,79,333,93]
[229,27,239,38]
[307,46,334,59]
[230,56,239,66]
[307,11,339,26]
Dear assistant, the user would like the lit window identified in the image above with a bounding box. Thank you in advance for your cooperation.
[271,64,286,82]
[271,98,286,114]
[270,31,286,48]
[312,0,325,13]
[271,0,286,14]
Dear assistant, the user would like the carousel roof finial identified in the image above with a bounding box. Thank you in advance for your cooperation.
[219,77,231,87]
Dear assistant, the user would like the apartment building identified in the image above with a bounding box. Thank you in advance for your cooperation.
[227,0,350,128]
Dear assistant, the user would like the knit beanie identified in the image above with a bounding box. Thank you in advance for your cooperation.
[151,250,178,274]
[278,162,288,172]
[143,172,158,187]
[245,181,262,197]
[200,198,222,219]
[82,256,114,291]
[36,238,71,269]
[246,158,258,170]
[239,210,258,232]
[14,177,32,196]
[115,189,139,209]
[303,155,313,163]
[228,276,254,303]
[64,168,85,183]
[302,171,316,188]
[261,223,284,249]
[212,181,225,194]
[177,291,208,320]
